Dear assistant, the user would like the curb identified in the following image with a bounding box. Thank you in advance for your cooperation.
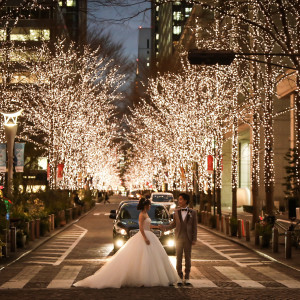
[197,224,300,273]
[0,204,98,271]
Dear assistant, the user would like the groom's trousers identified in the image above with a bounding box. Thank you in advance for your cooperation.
[176,235,192,280]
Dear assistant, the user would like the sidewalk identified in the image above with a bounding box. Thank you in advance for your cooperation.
[0,205,97,270]
[198,221,300,272]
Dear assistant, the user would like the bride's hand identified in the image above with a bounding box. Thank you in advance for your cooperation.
[145,239,150,245]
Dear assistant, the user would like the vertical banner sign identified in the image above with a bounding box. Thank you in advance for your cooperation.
[0,143,6,172]
[207,155,214,174]
[14,143,25,172]
[57,163,64,181]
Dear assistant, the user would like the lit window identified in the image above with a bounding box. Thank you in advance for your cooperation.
[185,7,192,13]
[0,29,6,41]
[156,6,159,11]
[174,1,181,5]
[30,29,50,41]
[67,0,76,7]
[10,28,50,41]
[156,33,159,40]
[173,26,181,35]
[59,1,63,6]
[173,11,182,21]
[147,63,150,67]
[38,157,48,170]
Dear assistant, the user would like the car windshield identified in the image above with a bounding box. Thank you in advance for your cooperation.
[119,204,169,221]
[152,195,174,202]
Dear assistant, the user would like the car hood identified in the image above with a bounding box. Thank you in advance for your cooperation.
[117,219,170,230]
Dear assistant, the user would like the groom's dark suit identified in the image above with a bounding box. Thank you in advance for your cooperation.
[164,207,197,280]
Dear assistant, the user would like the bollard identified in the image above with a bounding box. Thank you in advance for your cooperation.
[207,212,211,227]
[225,217,230,235]
[48,215,52,231]
[51,214,55,230]
[255,223,260,246]
[30,220,35,241]
[216,214,220,231]
[245,220,250,242]
[35,219,40,239]
[285,231,292,259]
[237,219,242,238]
[10,227,16,252]
[221,216,224,233]
[272,227,278,253]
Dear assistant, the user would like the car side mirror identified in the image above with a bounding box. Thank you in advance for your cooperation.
[109,213,116,219]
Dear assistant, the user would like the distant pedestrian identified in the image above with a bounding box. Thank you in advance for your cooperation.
[104,192,110,204]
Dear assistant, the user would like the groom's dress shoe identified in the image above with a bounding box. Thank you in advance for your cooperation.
[177,279,183,286]
[184,279,192,286]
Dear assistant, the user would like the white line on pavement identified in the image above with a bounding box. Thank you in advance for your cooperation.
[47,266,82,289]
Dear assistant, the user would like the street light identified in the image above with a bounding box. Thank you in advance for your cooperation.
[1,109,23,197]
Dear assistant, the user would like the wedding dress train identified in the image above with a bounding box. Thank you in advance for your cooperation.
[74,217,178,288]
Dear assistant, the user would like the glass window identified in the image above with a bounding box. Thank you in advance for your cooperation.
[38,157,48,170]
[173,11,182,21]
[10,28,50,41]
[156,33,159,40]
[67,0,76,7]
[152,194,174,202]
[173,26,181,35]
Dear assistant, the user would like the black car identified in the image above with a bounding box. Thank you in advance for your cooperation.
[109,201,175,254]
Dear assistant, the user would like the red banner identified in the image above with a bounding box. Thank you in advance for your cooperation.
[47,164,50,181]
[57,163,64,181]
[207,155,213,174]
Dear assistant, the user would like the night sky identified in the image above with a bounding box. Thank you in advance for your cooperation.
[88,1,151,60]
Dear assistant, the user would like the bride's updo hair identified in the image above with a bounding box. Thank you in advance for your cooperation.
[137,197,151,210]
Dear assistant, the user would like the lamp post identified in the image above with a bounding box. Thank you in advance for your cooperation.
[1,110,23,198]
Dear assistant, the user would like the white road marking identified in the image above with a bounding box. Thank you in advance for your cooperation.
[253,266,300,288]
[215,267,264,288]
[53,225,87,266]
[93,213,100,216]
[189,279,218,288]
[0,266,43,289]
[47,266,82,289]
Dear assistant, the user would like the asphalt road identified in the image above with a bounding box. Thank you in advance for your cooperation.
[0,195,299,300]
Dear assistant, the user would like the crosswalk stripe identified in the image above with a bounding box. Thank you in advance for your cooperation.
[0,266,43,289]
[252,266,300,288]
[215,267,265,288]
[47,266,82,289]
[190,279,218,288]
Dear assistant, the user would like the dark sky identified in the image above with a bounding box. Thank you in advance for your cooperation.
[88,1,151,60]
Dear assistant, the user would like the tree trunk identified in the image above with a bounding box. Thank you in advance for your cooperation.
[232,115,238,220]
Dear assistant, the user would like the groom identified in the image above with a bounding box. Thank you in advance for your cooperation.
[160,193,197,285]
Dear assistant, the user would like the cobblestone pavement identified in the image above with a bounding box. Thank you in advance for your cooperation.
[0,196,299,300]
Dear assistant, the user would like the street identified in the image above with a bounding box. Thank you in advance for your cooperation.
[0,195,299,300]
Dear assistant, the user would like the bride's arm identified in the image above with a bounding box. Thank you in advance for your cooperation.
[139,213,150,245]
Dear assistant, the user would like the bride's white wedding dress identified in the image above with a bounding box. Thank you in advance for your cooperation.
[74,217,179,288]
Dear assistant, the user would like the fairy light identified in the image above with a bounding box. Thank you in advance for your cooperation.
[0,39,122,190]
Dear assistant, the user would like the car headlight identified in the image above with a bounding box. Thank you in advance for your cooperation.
[116,226,127,235]
[167,239,175,247]
[170,203,176,209]
[115,239,124,248]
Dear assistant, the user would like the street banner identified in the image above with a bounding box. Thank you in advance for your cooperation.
[14,143,25,172]
[57,163,64,181]
[207,155,214,174]
[0,143,6,172]
[47,164,50,181]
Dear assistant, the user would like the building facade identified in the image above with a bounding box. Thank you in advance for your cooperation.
[151,0,192,70]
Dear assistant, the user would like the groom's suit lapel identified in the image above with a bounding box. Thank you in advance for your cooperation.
[178,210,183,223]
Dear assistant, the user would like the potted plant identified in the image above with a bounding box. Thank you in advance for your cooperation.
[259,223,272,248]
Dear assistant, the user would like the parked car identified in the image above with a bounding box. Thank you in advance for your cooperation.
[109,201,175,254]
[150,192,176,214]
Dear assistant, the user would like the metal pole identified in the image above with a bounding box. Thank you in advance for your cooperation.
[4,124,17,198]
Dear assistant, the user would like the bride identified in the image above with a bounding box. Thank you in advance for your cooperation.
[73,198,179,288]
